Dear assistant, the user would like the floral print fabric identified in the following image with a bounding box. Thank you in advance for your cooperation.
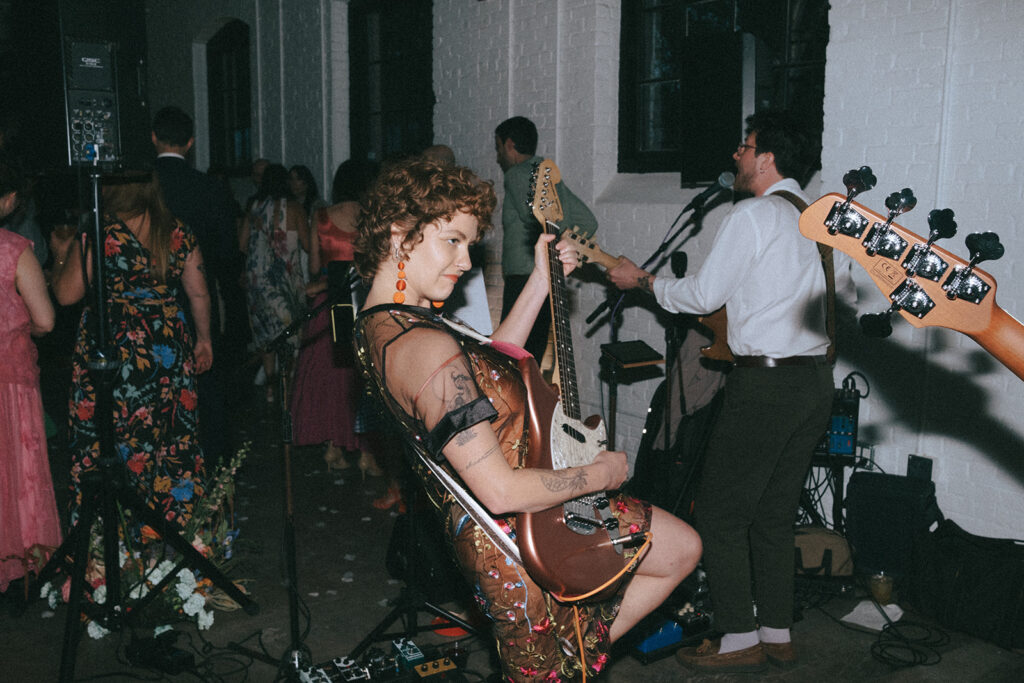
[244,197,304,348]
[68,217,205,528]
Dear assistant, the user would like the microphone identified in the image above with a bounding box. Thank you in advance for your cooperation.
[682,172,735,213]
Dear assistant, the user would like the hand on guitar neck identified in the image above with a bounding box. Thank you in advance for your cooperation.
[578,232,734,361]
[559,228,652,292]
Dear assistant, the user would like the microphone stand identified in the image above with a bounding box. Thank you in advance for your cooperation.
[228,270,358,679]
[585,201,706,333]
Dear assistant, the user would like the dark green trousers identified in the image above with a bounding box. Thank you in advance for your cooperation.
[694,361,834,632]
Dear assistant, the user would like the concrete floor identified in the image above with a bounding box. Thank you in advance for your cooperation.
[2,362,1022,682]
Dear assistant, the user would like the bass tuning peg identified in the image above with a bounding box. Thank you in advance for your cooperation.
[965,231,1004,266]
[842,166,877,199]
[926,208,957,243]
[859,310,894,338]
[884,188,917,218]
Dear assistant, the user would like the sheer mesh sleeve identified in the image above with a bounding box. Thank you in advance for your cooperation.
[375,320,497,459]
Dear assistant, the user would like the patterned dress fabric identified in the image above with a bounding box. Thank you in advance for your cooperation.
[289,209,361,449]
[68,218,206,529]
[355,304,651,682]
[244,197,304,349]
[0,229,62,591]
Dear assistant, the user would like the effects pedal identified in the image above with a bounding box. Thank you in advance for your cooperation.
[393,637,425,670]
[412,656,457,679]
[815,374,862,460]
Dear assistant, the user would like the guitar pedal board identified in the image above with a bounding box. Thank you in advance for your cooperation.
[299,640,468,683]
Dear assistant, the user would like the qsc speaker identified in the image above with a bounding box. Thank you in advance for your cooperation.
[844,472,942,579]
[0,0,148,172]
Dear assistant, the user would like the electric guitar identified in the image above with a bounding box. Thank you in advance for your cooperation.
[799,167,1024,381]
[562,228,734,362]
[515,159,644,601]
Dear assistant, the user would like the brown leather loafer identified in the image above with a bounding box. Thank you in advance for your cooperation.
[675,638,768,674]
[762,640,798,668]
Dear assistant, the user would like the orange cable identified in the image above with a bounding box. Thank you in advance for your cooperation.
[552,531,654,603]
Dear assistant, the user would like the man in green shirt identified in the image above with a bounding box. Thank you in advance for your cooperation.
[494,116,598,359]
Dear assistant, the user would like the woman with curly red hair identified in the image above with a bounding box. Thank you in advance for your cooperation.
[353,159,700,681]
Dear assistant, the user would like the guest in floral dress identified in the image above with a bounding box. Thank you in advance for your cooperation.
[51,171,212,529]
[239,163,308,397]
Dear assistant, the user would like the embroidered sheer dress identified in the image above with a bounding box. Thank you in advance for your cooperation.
[354,304,651,682]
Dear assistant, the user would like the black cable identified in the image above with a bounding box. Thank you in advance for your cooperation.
[841,371,870,399]
[812,593,948,669]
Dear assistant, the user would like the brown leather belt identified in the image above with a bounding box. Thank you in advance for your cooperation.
[732,354,828,368]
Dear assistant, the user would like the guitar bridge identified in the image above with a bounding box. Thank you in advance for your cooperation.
[562,494,627,556]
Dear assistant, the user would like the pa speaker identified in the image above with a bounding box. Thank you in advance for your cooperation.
[844,471,942,579]
[0,0,148,172]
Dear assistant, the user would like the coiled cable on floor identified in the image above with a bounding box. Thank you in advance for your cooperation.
[868,600,948,668]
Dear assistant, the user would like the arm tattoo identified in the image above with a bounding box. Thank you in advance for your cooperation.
[539,468,588,494]
[453,427,478,447]
[433,365,473,411]
[637,274,652,292]
[464,442,500,470]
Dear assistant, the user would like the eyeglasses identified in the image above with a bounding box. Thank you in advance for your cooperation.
[736,143,758,155]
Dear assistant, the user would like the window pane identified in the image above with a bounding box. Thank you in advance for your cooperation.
[639,81,681,152]
[684,0,734,35]
[641,10,681,80]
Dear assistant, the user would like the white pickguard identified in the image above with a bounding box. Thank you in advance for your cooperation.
[549,399,607,470]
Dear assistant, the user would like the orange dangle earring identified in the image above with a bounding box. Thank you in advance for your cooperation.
[393,245,407,304]
[432,300,444,309]
[393,261,407,304]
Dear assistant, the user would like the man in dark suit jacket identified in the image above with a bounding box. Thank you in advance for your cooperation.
[151,105,239,471]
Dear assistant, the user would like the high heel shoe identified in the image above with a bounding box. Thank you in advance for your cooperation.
[372,484,405,513]
[357,451,384,479]
[324,444,350,471]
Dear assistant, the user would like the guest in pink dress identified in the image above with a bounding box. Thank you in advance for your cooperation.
[289,160,384,477]
[0,161,62,593]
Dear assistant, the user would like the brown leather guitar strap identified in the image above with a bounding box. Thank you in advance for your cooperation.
[773,190,836,364]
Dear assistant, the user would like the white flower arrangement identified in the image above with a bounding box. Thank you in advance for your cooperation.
[38,443,250,639]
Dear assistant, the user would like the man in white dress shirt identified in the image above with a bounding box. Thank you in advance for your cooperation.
[609,111,837,674]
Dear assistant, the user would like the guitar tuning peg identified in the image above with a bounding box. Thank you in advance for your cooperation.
[842,166,876,199]
[884,188,917,217]
[859,310,894,338]
[965,231,1004,266]
[926,208,957,243]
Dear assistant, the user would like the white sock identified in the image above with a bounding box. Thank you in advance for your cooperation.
[758,626,791,644]
[719,630,759,654]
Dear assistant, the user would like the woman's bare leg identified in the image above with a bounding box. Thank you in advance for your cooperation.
[609,506,702,642]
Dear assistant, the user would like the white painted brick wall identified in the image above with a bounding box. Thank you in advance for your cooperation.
[147,0,1024,539]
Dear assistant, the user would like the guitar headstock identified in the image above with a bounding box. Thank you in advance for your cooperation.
[529,159,564,234]
[800,172,1004,337]
[562,227,621,270]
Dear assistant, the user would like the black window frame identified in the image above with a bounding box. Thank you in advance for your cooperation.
[349,0,435,164]
[618,0,829,182]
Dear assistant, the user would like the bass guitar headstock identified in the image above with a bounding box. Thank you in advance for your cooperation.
[800,166,1005,338]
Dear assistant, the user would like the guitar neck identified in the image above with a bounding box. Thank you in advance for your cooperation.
[970,305,1024,381]
[545,230,582,420]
